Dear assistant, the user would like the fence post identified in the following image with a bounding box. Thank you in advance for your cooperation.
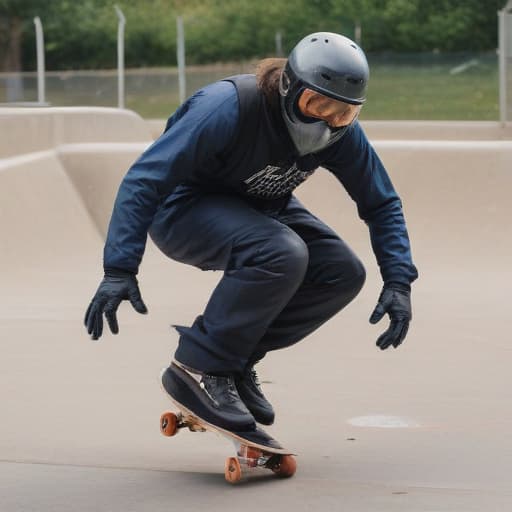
[498,0,512,125]
[115,5,126,109]
[176,16,186,104]
[275,31,283,57]
[33,16,46,105]
[354,21,362,46]
[499,8,506,124]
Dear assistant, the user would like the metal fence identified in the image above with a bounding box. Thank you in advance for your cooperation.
[0,63,254,115]
[0,53,499,120]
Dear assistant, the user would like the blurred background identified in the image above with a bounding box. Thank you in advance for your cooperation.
[0,0,506,120]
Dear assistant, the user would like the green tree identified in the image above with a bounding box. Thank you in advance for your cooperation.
[0,0,48,72]
[1,0,506,70]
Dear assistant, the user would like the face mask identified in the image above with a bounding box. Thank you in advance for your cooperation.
[280,99,349,156]
[279,76,349,156]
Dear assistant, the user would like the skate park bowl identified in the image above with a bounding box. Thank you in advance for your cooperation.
[1,107,511,511]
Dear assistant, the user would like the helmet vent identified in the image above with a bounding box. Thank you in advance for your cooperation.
[347,77,363,85]
[321,73,331,81]
[324,39,329,43]
[311,37,318,42]
[350,44,357,49]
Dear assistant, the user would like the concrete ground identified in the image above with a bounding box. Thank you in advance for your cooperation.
[1,108,511,511]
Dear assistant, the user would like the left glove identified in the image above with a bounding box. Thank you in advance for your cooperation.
[369,282,412,350]
[84,269,147,340]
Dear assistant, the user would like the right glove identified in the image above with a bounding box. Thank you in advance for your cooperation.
[84,269,147,340]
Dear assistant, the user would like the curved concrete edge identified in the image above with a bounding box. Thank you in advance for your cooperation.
[146,119,167,139]
[0,148,55,171]
[58,142,151,153]
[373,139,512,150]
[362,120,512,141]
[0,107,153,159]
[146,119,512,141]
[57,143,150,237]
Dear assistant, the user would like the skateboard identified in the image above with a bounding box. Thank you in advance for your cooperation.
[160,403,297,484]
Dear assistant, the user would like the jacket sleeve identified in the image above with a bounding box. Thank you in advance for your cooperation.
[103,82,239,274]
[323,121,418,286]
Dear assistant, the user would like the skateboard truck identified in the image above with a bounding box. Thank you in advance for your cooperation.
[161,411,206,433]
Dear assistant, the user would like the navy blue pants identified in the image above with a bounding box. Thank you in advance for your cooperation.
[149,190,366,374]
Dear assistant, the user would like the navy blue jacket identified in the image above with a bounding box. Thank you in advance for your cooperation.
[104,76,418,285]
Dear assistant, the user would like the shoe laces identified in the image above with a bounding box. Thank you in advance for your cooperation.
[202,374,240,404]
[248,368,262,391]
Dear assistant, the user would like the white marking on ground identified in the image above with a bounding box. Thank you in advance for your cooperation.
[348,415,420,428]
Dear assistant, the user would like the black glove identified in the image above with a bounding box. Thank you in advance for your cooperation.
[84,269,147,340]
[369,282,412,350]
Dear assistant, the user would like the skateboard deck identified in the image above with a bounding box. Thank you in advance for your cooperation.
[160,399,297,483]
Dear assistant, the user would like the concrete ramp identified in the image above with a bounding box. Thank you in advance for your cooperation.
[59,143,149,237]
[1,108,511,511]
[0,150,101,271]
[302,140,512,269]
[0,107,152,159]
[376,141,512,268]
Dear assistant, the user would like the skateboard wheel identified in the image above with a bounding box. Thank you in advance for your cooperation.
[225,457,242,484]
[160,412,179,437]
[271,455,297,478]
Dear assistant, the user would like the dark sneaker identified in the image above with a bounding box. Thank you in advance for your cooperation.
[161,362,256,432]
[236,366,275,425]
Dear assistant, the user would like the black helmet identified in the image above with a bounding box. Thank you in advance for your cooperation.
[279,32,369,156]
[281,32,369,106]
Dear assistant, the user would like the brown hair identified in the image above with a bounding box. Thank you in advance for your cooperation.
[255,58,287,109]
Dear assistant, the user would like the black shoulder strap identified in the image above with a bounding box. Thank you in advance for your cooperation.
[222,74,261,152]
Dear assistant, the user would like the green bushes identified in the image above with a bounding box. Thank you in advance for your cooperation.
[0,0,505,71]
